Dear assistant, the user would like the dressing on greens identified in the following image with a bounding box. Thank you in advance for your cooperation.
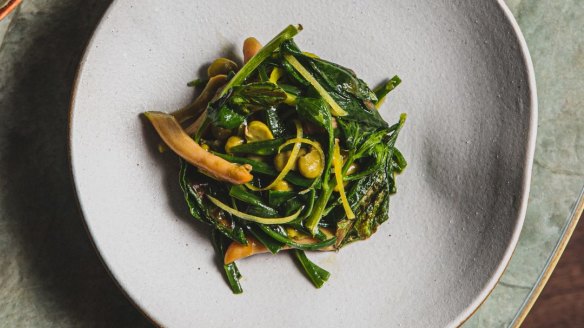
[144,25,406,293]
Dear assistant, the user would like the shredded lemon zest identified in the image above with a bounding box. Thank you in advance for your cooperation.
[279,138,324,158]
[269,67,296,104]
[302,51,320,58]
[374,98,385,109]
[284,92,297,105]
[246,120,303,191]
[269,67,284,83]
[207,195,303,224]
[333,139,355,219]
[283,54,348,116]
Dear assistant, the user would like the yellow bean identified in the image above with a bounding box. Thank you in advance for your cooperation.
[245,121,274,143]
[246,155,265,162]
[274,149,306,172]
[271,180,293,191]
[298,147,323,179]
[225,136,244,154]
[286,227,301,239]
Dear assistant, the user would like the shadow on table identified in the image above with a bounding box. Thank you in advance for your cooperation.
[0,1,152,326]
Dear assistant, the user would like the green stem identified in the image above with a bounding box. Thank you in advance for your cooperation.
[374,75,401,108]
[293,250,330,288]
[259,225,336,251]
[305,185,334,234]
[304,152,357,235]
[219,25,303,98]
[211,229,243,294]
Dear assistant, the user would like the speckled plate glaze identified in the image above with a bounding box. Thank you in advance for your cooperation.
[69,1,536,327]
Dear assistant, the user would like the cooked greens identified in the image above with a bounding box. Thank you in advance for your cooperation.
[144,25,406,293]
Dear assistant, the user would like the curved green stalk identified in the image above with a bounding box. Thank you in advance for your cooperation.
[293,250,330,288]
[259,225,336,251]
[219,25,303,98]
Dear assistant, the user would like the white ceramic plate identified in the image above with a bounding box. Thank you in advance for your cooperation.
[70,1,536,327]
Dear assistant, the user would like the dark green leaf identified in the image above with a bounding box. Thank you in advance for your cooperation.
[263,107,286,137]
[247,225,285,254]
[180,159,247,244]
[293,250,330,288]
[281,40,387,128]
[244,204,279,218]
[335,169,392,248]
[207,82,287,129]
[230,82,287,113]
[219,24,303,97]
[268,190,296,207]
[298,188,316,220]
[279,56,311,87]
[278,83,301,96]
[259,225,336,251]
[229,185,271,209]
[230,137,285,156]
[179,159,206,224]
[211,229,243,294]
[307,57,377,103]
[207,104,246,129]
[355,130,389,158]
[296,97,333,132]
[280,196,304,216]
[344,144,388,181]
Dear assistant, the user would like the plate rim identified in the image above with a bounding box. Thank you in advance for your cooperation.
[68,0,538,326]
[454,1,538,325]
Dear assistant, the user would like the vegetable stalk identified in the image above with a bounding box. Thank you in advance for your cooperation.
[207,195,303,225]
[219,25,303,98]
[293,250,330,288]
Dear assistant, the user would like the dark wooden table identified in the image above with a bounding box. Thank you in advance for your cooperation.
[523,213,584,327]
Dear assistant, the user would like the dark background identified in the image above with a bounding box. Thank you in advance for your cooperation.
[523,213,584,328]
[0,1,149,326]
